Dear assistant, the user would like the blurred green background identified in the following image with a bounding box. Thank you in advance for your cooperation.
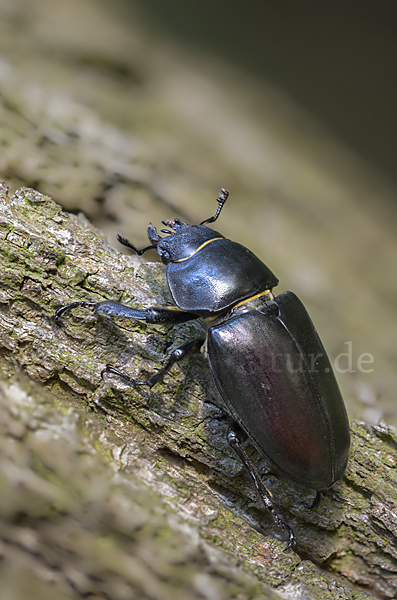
[134,0,397,184]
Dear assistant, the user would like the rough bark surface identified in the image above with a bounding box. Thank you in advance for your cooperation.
[0,181,396,599]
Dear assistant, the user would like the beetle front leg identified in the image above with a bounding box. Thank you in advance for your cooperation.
[55,300,199,326]
[102,338,205,389]
[226,424,297,553]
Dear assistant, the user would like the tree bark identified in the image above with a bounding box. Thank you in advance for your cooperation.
[0,181,395,600]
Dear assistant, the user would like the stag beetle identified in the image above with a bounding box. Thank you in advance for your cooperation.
[55,188,350,551]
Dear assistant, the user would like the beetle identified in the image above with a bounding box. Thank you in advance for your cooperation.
[55,188,350,551]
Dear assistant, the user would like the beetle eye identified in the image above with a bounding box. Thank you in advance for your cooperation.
[160,249,171,264]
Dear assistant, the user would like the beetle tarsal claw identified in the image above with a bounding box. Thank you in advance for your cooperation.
[101,364,116,380]
[101,364,135,385]
[54,301,98,325]
[272,514,296,552]
[101,364,155,389]
[303,490,321,510]
[283,527,297,553]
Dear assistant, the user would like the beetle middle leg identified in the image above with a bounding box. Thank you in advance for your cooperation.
[102,338,205,389]
[226,423,296,552]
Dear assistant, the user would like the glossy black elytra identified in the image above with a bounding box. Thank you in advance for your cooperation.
[55,188,350,551]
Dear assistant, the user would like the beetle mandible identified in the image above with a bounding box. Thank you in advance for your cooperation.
[55,188,350,551]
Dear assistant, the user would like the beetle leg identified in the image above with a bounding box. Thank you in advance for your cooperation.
[303,490,321,510]
[55,301,199,326]
[226,425,297,552]
[116,234,156,255]
[54,301,98,325]
[102,338,205,389]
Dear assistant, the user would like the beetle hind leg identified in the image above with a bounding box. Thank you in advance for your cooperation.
[303,490,321,510]
[226,424,297,553]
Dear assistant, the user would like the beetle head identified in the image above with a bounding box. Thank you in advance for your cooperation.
[143,188,229,264]
[151,221,224,265]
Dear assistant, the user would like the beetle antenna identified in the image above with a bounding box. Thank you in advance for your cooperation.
[200,188,229,225]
